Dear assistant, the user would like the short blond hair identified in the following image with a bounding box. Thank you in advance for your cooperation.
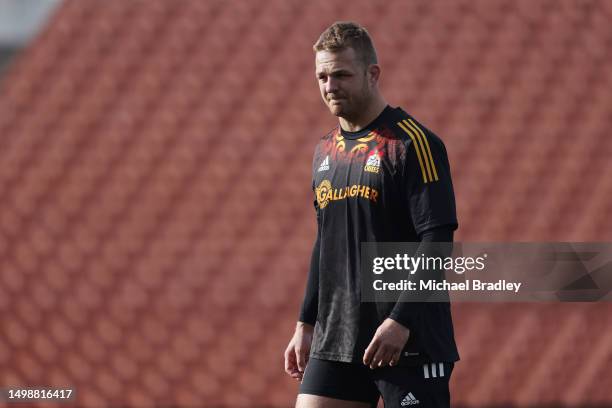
[313,21,378,67]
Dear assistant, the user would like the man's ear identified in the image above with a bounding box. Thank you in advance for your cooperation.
[368,64,381,85]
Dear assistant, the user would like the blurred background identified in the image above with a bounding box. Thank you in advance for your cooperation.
[0,0,611,407]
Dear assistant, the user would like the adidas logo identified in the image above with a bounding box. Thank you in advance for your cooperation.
[401,392,419,406]
[317,155,330,172]
[364,150,381,173]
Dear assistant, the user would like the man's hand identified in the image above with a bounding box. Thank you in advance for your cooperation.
[363,318,410,369]
[284,322,314,381]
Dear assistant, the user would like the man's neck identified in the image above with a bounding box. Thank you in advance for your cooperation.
[339,98,388,132]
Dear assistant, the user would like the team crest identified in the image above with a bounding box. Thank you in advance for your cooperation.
[364,150,381,174]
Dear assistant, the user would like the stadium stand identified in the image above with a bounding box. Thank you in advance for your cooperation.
[0,0,611,407]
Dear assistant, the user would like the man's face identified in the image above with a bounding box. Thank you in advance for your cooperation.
[315,48,372,120]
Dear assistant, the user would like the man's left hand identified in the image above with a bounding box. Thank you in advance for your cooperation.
[363,318,410,369]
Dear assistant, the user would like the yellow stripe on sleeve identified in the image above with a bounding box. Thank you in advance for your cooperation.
[403,119,434,182]
[397,121,428,183]
[406,118,439,181]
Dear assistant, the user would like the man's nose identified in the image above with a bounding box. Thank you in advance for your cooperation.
[325,77,339,94]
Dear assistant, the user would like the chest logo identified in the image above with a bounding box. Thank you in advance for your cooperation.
[315,179,379,209]
[317,155,330,172]
[315,180,332,208]
[364,150,381,174]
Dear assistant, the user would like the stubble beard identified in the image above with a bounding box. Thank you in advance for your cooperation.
[328,101,345,117]
[331,89,370,121]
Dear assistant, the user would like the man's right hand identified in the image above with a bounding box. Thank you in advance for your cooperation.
[284,322,314,382]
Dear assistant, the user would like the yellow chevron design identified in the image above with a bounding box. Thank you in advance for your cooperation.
[357,132,376,142]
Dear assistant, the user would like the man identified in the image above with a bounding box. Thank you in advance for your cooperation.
[284,22,459,408]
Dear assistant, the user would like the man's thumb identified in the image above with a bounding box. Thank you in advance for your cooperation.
[296,348,307,372]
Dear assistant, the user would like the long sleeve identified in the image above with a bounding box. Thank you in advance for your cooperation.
[388,225,454,329]
[298,223,320,326]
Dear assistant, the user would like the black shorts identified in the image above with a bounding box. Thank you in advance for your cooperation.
[299,358,454,408]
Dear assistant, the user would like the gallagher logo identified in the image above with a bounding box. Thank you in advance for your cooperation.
[315,179,378,209]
